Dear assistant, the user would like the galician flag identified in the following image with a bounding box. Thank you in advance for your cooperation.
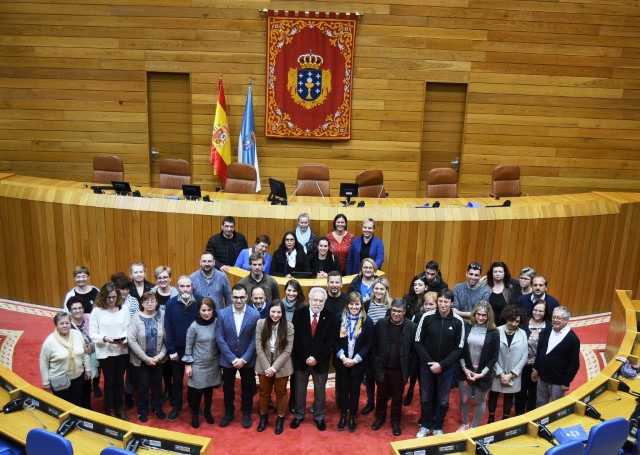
[210,78,231,184]
[238,81,260,192]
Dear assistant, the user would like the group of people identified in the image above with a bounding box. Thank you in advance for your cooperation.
[39,214,581,439]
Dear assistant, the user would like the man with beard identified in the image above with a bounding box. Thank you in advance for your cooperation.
[205,216,248,271]
[238,252,280,303]
[324,271,347,315]
[408,260,448,294]
[164,276,203,421]
[189,252,232,312]
[453,262,489,320]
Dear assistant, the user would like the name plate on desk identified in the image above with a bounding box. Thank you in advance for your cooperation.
[131,436,203,454]
[76,418,126,441]
[398,441,467,455]
[476,423,529,446]
[22,393,63,419]
[582,382,608,403]
[0,376,16,393]
[536,403,576,425]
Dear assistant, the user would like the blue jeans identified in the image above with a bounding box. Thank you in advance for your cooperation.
[418,363,455,430]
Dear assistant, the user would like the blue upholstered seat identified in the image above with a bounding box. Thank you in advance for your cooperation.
[583,417,628,455]
[100,447,137,455]
[25,428,73,455]
[544,440,584,455]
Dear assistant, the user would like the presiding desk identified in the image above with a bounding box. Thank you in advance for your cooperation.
[1,173,640,314]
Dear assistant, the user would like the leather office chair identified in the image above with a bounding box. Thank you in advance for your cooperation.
[426,168,459,198]
[26,428,73,455]
[296,163,330,197]
[491,164,526,197]
[544,440,584,455]
[158,158,191,189]
[356,169,386,198]
[92,155,124,184]
[225,162,257,194]
[583,417,628,455]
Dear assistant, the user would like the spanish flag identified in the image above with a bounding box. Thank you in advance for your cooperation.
[210,78,231,184]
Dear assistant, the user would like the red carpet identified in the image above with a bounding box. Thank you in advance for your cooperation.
[0,300,610,454]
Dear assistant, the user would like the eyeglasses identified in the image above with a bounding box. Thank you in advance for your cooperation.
[390,309,405,313]
[106,295,118,301]
[519,277,531,281]
[310,298,325,303]
[157,276,170,281]
[469,262,482,271]
[232,295,247,300]
[285,238,295,242]
[551,316,568,321]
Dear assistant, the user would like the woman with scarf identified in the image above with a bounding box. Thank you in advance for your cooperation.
[294,212,319,257]
[40,311,91,406]
[182,297,221,428]
[334,292,374,433]
[280,279,306,323]
[271,231,310,278]
[255,301,294,435]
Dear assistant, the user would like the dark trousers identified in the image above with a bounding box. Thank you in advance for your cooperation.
[169,358,186,410]
[98,354,128,410]
[375,368,405,423]
[515,364,536,415]
[81,378,92,410]
[188,386,213,416]
[364,365,375,404]
[136,363,163,415]
[418,363,455,430]
[335,368,365,416]
[53,374,85,407]
[222,366,254,417]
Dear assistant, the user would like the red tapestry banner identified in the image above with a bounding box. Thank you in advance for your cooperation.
[265,10,357,140]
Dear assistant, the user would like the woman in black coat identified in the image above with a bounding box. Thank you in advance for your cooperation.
[457,300,500,430]
[309,236,339,278]
[333,291,374,433]
[271,231,310,277]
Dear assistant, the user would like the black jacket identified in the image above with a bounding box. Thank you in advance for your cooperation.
[291,307,334,373]
[373,316,416,383]
[205,231,248,269]
[533,325,580,387]
[310,252,339,276]
[333,315,374,376]
[414,309,465,370]
[271,245,310,277]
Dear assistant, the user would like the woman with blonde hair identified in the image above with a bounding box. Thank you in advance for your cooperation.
[334,292,374,432]
[347,257,378,303]
[255,301,294,435]
[457,301,499,431]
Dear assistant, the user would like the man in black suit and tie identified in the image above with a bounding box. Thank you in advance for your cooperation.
[532,306,580,407]
[290,287,334,431]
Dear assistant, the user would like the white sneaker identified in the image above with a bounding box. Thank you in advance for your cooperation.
[416,426,430,438]
[456,424,469,432]
[433,429,444,436]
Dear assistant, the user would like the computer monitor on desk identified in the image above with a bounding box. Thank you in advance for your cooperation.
[340,183,358,207]
[182,184,201,201]
[268,177,288,205]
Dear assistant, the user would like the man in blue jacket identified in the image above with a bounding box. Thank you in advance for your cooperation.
[164,276,202,421]
[215,284,260,429]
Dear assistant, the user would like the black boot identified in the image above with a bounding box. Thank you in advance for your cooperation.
[487,413,495,424]
[93,378,102,398]
[204,409,214,425]
[192,413,200,429]
[403,389,414,406]
[275,416,284,435]
[337,414,347,431]
[348,415,357,433]
[257,414,268,432]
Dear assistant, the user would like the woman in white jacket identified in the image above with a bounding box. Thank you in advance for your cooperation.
[487,305,528,423]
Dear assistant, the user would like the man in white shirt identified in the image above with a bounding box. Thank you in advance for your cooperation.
[532,306,580,407]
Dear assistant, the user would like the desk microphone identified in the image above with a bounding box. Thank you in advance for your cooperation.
[288,181,303,201]
[315,181,328,206]
[583,402,604,421]
[538,423,556,445]
[485,199,511,208]
[475,440,493,455]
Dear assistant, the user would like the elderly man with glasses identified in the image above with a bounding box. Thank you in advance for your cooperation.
[531,306,580,407]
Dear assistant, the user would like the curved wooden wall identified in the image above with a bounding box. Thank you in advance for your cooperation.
[0,1,639,197]
[1,174,640,315]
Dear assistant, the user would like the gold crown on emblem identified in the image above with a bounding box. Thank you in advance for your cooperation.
[298,51,323,69]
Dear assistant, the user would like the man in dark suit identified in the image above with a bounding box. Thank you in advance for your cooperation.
[215,283,260,429]
[290,287,334,431]
[517,275,560,320]
[532,306,580,407]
